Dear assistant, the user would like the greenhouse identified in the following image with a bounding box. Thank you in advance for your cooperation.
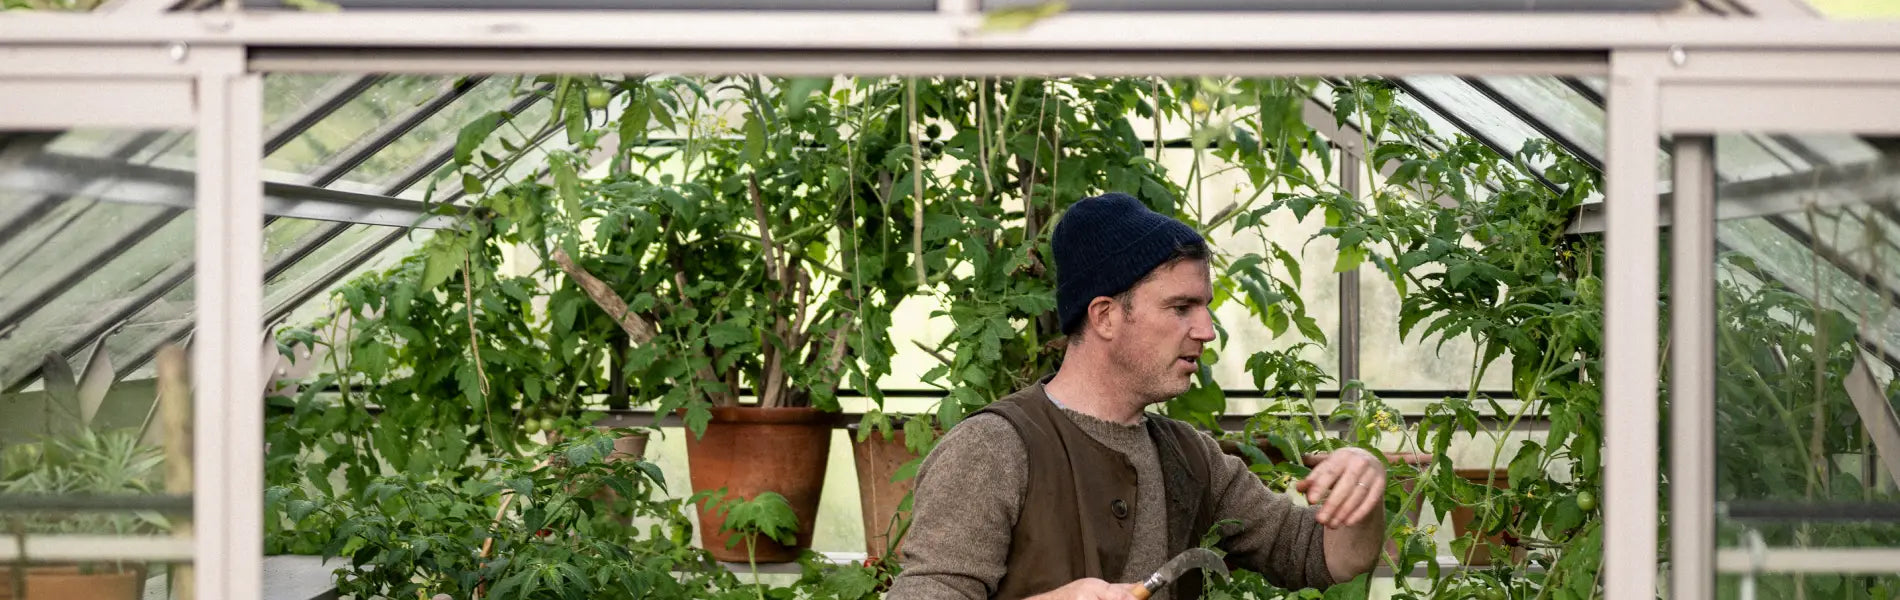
[1,2,1898,599]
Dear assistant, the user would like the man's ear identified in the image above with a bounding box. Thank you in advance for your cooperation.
[1085,296,1122,341]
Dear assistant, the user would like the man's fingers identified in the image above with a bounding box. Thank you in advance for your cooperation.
[1345,480,1385,525]
[1319,465,1369,526]
[1302,465,1339,505]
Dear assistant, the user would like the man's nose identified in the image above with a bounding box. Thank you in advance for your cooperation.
[1190,307,1217,342]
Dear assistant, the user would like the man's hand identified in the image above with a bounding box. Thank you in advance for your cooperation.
[1027,578,1140,600]
[1293,447,1387,529]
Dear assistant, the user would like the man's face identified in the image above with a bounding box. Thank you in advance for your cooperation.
[1106,259,1218,403]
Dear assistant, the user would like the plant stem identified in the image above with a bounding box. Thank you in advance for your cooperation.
[906,78,928,289]
[748,532,763,600]
[463,255,491,398]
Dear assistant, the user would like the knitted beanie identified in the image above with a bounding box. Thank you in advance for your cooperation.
[1052,192,1207,335]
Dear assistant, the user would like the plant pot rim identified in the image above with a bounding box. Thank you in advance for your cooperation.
[705,405,832,424]
[845,420,943,432]
[1453,467,1511,478]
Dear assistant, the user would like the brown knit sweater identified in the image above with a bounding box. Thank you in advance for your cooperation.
[886,407,1334,600]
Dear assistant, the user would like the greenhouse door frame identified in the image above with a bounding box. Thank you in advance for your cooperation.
[1640,49,1900,600]
[7,10,1900,600]
[0,44,264,600]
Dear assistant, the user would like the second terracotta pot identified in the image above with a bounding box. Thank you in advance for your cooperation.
[0,565,143,600]
[1448,467,1524,566]
[686,406,832,563]
[848,423,923,558]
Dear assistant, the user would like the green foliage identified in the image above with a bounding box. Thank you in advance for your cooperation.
[0,428,169,536]
[710,491,800,548]
[258,72,1900,599]
[266,430,733,600]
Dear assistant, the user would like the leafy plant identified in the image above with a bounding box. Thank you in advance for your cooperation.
[267,430,733,600]
[695,489,800,597]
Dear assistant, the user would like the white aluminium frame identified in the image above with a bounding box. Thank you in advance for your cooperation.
[6,7,1900,600]
[1650,49,1900,600]
[0,41,261,599]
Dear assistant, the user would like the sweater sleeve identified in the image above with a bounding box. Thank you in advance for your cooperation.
[884,414,1026,600]
[1193,433,1336,591]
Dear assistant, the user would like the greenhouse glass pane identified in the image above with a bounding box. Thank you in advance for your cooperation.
[263,75,456,183]
[269,225,417,323]
[1476,76,1605,161]
[1358,258,1514,393]
[112,216,388,380]
[0,133,200,391]
[42,129,146,158]
[0,196,177,323]
[1398,76,1548,164]
[98,275,196,378]
[333,77,524,192]
[0,125,194,590]
[263,73,350,131]
[1716,217,1900,358]
[400,96,558,203]
[1575,76,1607,98]
[1713,135,1900,582]
[0,212,193,389]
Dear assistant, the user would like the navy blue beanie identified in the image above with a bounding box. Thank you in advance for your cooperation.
[1053,192,1207,335]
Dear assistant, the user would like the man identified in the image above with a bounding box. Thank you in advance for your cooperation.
[886,193,1387,600]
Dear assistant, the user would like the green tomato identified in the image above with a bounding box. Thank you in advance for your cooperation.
[585,88,611,110]
[925,123,943,139]
[1577,490,1597,512]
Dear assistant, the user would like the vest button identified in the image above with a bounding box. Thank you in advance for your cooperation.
[1111,499,1129,519]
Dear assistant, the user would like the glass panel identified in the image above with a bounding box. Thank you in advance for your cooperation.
[426,96,558,203]
[263,75,456,183]
[0,127,195,596]
[1477,76,1605,162]
[0,141,198,390]
[1713,134,1900,600]
[1398,76,1549,165]
[0,196,178,324]
[267,224,417,325]
[1359,263,1515,393]
[333,77,526,193]
[262,73,351,131]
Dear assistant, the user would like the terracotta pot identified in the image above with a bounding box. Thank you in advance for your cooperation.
[578,429,653,518]
[847,423,923,559]
[607,430,650,462]
[686,406,832,563]
[0,565,143,600]
[1448,467,1524,566]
